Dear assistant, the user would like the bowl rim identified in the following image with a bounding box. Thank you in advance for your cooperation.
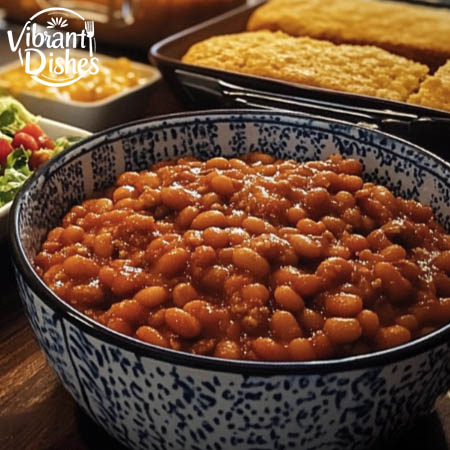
[10,108,450,375]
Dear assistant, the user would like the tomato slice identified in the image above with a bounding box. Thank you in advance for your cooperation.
[37,135,55,149]
[12,132,39,151]
[29,149,53,170]
[19,123,45,140]
[0,139,13,167]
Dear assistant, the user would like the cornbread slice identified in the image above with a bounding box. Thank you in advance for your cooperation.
[182,31,428,102]
[247,0,450,69]
[408,60,450,112]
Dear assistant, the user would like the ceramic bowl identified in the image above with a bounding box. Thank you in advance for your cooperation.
[10,111,450,450]
[0,50,161,132]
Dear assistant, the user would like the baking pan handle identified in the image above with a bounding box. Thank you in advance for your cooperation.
[176,70,423,123]
[218,80,420,122]
[221,81,450,151]
[175,69,407,124]
[224,89,379,124]
[175,70,450,154]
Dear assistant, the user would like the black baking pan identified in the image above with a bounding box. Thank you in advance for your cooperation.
[150,0,450,159]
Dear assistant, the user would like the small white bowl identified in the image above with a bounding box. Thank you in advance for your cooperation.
[0,117,90,240]
[0,51,161,132]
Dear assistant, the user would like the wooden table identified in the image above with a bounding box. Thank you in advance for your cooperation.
[0,22,449,450]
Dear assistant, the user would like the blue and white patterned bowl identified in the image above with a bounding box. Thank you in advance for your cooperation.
[10,111,450,450]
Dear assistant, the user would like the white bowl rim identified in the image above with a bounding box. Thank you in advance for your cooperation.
[10,109,450,375]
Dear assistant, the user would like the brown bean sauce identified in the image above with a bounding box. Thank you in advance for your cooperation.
[34,153,450,361]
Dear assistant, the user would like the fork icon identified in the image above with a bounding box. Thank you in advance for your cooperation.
[85,20,95,57]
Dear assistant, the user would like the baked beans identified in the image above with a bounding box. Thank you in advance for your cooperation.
[34,153,450,361]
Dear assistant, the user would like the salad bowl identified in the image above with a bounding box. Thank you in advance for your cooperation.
[10,110,450,450]
[0,113,90,239]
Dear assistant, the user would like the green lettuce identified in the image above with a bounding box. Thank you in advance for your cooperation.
[0,131,12,143]
[0,97,37,136]
[0,148,32,207]
[52,135,84,155]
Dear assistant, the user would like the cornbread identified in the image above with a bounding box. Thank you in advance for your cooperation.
[182,31,428,102]
[408,60,450,112]
[247,0,450,69]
